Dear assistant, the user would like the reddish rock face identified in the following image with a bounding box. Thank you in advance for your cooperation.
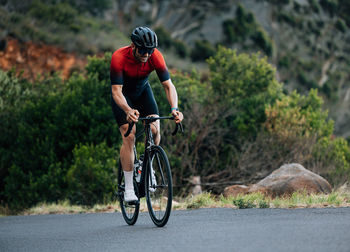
[0,37,86,80]
[224,163,332,197]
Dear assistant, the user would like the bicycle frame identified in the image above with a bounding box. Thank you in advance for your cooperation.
[125,116,183,198]
[135,120,154,198]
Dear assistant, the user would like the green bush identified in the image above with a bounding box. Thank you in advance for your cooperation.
[85,53,112,82]
[207,46,283,138]
[265,89,333,139]
[251,28,273,56]
[190,40,216,61]
[173,39,188,58]
[65,0,112,16]
[335,19,347,33]
[297,72,318,90]
[338,0,350,27]
[278,55,291,68]
[29,1,78,25]
[320,0,338,17]
[67,142,117,206]
[314,137,350,185]
[154,27,173,49]
[308,0,321,13]
[222,5,256,44]
[1,55,120,209]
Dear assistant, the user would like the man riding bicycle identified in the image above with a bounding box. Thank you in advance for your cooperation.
[110,26,184,202]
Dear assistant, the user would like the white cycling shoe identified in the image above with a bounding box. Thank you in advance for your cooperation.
[124,190,138,202]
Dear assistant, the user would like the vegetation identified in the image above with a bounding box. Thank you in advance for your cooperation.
[0,0,128,54]
[7,191,349,216]
[190,40,216,61]
[154,26,189,58]
[1,1,350,214]
[1,44,350,212]
[222,5,274,56]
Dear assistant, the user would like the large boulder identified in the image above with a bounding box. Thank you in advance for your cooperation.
[224,163,332,197]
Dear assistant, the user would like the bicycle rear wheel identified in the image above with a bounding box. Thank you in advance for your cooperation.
[117,160,139,225]
[145,146,172,227]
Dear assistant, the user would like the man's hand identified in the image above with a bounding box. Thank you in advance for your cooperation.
[171,110,184,124]
[126,109,140,123]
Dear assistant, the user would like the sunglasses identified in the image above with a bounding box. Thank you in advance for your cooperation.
[137,47,154,55]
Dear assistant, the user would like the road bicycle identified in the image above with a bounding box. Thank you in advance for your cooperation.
[116,116,183,227]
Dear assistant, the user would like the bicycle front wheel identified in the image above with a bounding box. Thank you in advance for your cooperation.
[145,146,173,227]
[118,160,140,225]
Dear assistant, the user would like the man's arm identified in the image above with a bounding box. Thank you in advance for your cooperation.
[111,85,139,122]
[161,79,183,123]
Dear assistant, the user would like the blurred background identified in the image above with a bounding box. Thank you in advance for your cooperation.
[1,0,349,211]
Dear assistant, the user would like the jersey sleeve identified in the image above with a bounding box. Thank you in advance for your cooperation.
[110,51,124,85]
[151,49,170,82]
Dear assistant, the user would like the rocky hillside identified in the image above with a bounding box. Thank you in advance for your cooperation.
[1,0,349,138]
[0,38,86,80]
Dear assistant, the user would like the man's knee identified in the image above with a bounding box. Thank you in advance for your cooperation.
[120,124,136,145]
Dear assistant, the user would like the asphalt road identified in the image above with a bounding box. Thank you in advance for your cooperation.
[1,207,350,252]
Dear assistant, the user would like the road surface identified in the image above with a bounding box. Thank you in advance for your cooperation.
[1,207,350,251]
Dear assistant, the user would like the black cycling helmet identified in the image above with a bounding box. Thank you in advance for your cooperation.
[131,26,158,49]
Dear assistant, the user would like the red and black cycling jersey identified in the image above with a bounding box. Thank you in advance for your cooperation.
[110,46,170,98]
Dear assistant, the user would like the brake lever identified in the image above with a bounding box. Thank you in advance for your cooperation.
[172,122,184,136]
[124,122,135,137]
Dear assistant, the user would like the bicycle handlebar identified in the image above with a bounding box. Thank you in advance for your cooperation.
[124,116,183,138]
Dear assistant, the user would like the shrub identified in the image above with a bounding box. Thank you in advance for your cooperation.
[173,39,188,58]
[222,5,256,44]
[154,26,173,49]
[251,28,273,56]
[190,40,216,61]
[320,0,339,17]
[321,81,338,100]
[265,90,333,138]
[1,57,120,209]
[278,55,291,68]
[29,1,78,25]
[207,46,283,138]
[308,0,321,13]
[335,19,347,33]
[66,142,117,206]
[313,137,350,185]
[297,72,318,90]
[85,52,112,82]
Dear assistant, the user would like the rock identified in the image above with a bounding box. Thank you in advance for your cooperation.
[223,185,250,197]
[223,163,332,197]
[248,163,332,197]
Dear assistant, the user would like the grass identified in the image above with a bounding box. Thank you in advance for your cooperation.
[1,191,349,216]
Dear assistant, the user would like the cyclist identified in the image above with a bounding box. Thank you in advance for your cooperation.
[110,26,184,202]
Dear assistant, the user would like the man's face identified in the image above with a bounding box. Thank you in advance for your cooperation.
[132,44,154,63]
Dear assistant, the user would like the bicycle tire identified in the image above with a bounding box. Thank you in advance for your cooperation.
[118,160,140,225]
[145,146,173,227]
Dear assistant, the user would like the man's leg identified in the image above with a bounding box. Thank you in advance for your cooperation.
[148,114,160,145]
[119,123,138,202]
